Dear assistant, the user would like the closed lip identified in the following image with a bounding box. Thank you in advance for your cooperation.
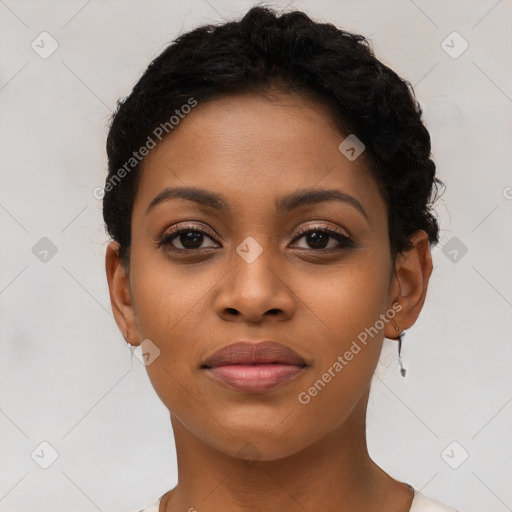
[201,340,307,368]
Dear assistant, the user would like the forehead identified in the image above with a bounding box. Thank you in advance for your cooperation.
[133,92,385,221]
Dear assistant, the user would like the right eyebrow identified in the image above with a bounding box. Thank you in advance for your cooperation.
[146,187,231,215]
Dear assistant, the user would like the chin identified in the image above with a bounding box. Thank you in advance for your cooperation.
[203,420,320,463]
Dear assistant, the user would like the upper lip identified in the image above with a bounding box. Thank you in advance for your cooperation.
[202,341,307,368]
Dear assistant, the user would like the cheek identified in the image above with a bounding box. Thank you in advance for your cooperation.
[293,262,389,417]
[300,252,391,344]
[130,248,211,341]
[128,257,209,386]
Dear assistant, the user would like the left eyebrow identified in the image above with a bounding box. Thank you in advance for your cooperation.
[275,188,369,221]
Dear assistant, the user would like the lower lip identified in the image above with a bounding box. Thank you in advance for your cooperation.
[205,364,305,392]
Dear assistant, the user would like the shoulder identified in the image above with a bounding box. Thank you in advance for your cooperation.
[410,489,462,512]
[135,494,163,512]
[136,489,462,512]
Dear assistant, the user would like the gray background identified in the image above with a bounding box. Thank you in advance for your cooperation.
[1,1,511,511]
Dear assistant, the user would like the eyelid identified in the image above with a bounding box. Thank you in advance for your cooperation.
[157,221,356,251]
[159,221,349,240]
[155,222,220,250]
[292,222,352,240]
[290,223,356,250]
[159,222,218,240]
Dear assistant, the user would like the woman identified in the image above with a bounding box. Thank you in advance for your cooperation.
[103,6,460,512]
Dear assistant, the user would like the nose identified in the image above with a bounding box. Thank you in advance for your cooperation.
[213,244,296,324]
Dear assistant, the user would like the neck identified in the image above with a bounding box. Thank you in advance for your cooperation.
[162,392,413,512]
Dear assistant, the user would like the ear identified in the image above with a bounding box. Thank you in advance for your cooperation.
[385,230,433,338]
[105,241,140,346]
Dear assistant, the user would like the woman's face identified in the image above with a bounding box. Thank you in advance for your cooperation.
[111,92,403,460]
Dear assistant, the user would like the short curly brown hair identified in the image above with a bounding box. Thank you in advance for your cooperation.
[103,5,442,268]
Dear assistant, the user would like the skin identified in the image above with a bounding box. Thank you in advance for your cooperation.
[105,91,433,512]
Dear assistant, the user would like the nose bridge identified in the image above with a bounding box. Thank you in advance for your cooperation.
[213,233,295,322]
[232,233,279,296]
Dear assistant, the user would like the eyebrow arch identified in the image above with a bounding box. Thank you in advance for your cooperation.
[146,187,231,214]
[145,186,368,221]
[275,188,368,221]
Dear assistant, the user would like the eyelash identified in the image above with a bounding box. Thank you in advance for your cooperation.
[157,223,355,253]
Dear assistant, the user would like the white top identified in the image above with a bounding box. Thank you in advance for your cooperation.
[137,488,461,512]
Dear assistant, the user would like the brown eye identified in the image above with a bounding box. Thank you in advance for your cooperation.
[292,226,355,251]
[157,225,219,251]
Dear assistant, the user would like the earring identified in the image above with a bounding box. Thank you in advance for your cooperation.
[125,332,134,351]
[391,319,407,378]
[123,332,138,385]
[124,331,137,376]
